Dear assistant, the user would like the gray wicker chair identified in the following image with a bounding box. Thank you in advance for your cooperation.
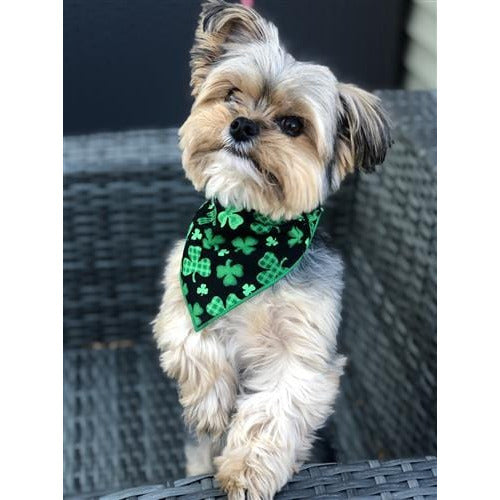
[63,90,436,499]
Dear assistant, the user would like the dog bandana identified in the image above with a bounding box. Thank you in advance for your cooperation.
[180,199,323,331]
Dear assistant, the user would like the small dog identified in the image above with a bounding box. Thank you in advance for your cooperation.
[153,1,390,498]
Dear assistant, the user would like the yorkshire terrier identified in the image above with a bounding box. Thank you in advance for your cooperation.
[153,1,391,498]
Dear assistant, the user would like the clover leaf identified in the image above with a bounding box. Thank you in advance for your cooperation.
[187,302,204,327]
[242,283,256,296]
[256,252,288,286]
[196,283,209,296]
[287,226,304,247]
[216,259,244,287]
[232,236,258,255]
[265,236,278,247]
[202,228,225,250]
[182,246,212,283]
[191,228,203,240]
[218,207,244,230]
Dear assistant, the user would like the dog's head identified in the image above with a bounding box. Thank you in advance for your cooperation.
[179,0,391,219]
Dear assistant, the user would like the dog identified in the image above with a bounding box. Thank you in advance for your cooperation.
[153,1,391,498]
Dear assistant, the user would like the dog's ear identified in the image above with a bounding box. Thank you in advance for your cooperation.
[333,83,392,184]
[190,0,278,96]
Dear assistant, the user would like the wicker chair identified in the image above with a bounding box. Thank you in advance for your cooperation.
[63,90,436,499]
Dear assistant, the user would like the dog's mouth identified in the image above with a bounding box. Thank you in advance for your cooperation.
[223,146,280,188]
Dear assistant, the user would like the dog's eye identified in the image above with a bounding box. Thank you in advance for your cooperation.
[225,87,240,102]
[278,116,304,137]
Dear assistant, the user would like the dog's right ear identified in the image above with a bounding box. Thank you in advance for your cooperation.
[190,0,277,96]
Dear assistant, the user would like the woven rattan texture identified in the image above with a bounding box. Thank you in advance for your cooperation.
[64,343,186,496]
[82,458,436,500]
[330,91,436,461]
[64,165,204,347]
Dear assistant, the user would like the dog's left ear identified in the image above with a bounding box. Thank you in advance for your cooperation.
[333,83,392,184]
[190,0,278,96]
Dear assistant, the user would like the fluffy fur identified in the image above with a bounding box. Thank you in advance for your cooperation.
[153,1,390,498]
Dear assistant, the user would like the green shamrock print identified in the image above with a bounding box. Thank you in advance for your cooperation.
[191,228,203,240]
[218,249,230,257]
[216,259,244,286]
[182,246,212,283]
[197,204,217,226]
[307,210,320,231]
[250,212,279,234]
[266,236,278,247]
[242,283,256,296]
[187,302,204,327]
[256,252,288,286]
[202,228,225,250]
[287,226,304,247]
[206,293,241,317]
[218,207,244,230]
[181,282,188,296]
[196,283,209,296]
[232,236,258,255]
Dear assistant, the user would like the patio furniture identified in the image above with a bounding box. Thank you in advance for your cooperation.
[64,90,436,499]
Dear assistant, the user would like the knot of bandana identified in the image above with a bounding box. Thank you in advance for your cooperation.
[180,199,323,331]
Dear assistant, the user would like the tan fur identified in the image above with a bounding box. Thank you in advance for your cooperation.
[154,2,390,498]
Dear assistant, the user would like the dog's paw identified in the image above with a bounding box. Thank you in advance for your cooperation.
[214,446,290,500]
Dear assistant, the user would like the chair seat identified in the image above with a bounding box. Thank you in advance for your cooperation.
[83,458,437,499]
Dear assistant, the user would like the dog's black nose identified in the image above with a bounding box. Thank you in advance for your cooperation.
[230,117,259,142]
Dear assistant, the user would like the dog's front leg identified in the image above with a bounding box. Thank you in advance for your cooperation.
[154,241,238,441]
[214,325,345,500]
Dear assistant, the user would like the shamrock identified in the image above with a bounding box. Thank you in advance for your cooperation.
[232,236,258,255]
[203,228,225,250]
[182,246,212,283]
[187,302,204,327]
[197,203,217,226]
[265,236,278,247]
[206,293,241,317]
[256,252,288,286]
[307,210,321,231]
[242,283,256,296]
[218,207,244,230]
[196,283,209,296]
[191,228,203,240]
[216,259,244,287]
[217,249,230,257]
[250,212,278,234]
[181,282,188,296]
[287,226,304,247]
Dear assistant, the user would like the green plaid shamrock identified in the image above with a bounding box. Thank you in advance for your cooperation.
[182,246,212,283]
[250,213,280,234]
[256,252,288,286]
[218,207,244,229]
[206,293,240,317]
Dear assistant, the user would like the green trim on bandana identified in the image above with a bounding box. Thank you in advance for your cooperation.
[180,199,323,331]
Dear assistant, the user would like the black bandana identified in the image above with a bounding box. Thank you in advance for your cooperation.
[180,199,323,331]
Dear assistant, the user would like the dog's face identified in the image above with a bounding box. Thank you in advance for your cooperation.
[180,0,391,219]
